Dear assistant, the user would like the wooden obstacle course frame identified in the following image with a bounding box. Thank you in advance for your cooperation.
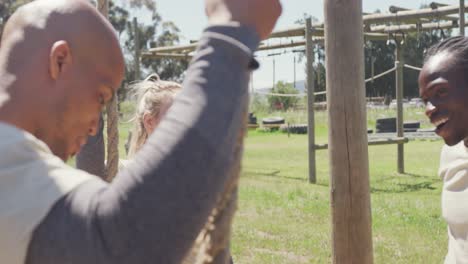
[315,137,409,150]
[139,2,466,263]
[140,2,467,183]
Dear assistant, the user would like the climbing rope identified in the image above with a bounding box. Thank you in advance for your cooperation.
[97,0,119,181]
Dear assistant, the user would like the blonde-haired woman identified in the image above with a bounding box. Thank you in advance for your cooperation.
[126,74,181,158]
[76,73,181,173]
[77,74,234,263]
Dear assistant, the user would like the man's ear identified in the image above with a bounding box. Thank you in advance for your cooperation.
[49,40,72,80]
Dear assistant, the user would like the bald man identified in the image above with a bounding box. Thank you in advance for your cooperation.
[0,0,281,263]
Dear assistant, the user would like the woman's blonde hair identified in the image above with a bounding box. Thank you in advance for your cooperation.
[127,74,181,158]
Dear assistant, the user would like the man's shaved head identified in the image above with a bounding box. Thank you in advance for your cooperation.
[1,0,124,78]
[0,0,125,160]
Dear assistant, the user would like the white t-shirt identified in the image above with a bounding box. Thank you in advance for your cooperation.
[439,141,468,264]
[0,123,97,264]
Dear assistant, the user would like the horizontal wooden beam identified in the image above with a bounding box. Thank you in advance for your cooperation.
[389,5,458,21]
[315,137,409,150]
[364,4,467,24]
[146,43,197,54]
[142,5,468,59]
[370,19,464,33]
[269,26,306,38]
[364,32,401,41]
[140,52,193,60]
[142,31,396,59]
[258,39,313,51]
[268,26,326,38]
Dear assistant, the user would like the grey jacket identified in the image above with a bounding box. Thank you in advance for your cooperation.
[25,25,259,264]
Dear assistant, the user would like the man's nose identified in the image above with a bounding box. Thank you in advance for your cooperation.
[425,101,436,118]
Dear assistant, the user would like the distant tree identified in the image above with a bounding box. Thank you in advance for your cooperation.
[1,0,187,101]
[295,14,326,99]
[296,8,449,100]
[268,81,300,111]
[364,29,449,99]
[122,1,188,87]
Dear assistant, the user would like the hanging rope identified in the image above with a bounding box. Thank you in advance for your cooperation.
[97,1,243,261]
[404,64,422,71]
[97,0,119,181]
[364,66,396,83]
[182,99,248,264]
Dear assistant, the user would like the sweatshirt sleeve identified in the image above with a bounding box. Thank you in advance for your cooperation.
[26,24,259,264]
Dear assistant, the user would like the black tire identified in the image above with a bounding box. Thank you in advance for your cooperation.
[376,125,396,133]
[403,121,420,129]
[262,117,285,125]
[290,124,308,134]
[376,117,396,133]
[248,112,257,125]
[248,117,257,125]
[376,117,396,125]
[280,124,308,134]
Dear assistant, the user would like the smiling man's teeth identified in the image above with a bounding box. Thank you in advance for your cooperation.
[433,117,449,127]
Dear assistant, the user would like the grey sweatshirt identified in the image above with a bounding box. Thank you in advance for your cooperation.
[25,25,259,264]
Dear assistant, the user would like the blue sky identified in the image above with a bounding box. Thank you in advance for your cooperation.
[122,0,463,88]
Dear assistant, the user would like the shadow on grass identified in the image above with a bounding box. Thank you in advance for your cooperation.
[243,170,308,182]
[371,181,437,193]
[243,169,440,194]
[368,171,440,193]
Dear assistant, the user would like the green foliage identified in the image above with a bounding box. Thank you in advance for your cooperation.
[364,30,448,98]
[139,20,188,83]
[267,81,300,111]
[115,1,187,97]
[0,0,186,102]
[250,93,270,114]
[295,10,449,100]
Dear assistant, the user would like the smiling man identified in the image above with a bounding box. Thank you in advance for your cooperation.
[0,0,282,263]
[419,36,468,264]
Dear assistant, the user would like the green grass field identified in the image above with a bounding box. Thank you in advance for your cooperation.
[99,103,447,263]
[229,106,445,263]
[233,130,445,263]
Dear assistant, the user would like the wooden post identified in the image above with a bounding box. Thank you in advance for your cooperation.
[133,17,141,80]
[324,1,374,263]
[395,45,405,174]
[250,72,254,94]
[461,0,466,36]
[98,0,119,181]
[272,57,276,89]
[294,55,297,88]
[305,18,316,184]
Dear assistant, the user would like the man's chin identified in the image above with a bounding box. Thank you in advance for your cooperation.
[52,150,71,162]
[443,136,464,147]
